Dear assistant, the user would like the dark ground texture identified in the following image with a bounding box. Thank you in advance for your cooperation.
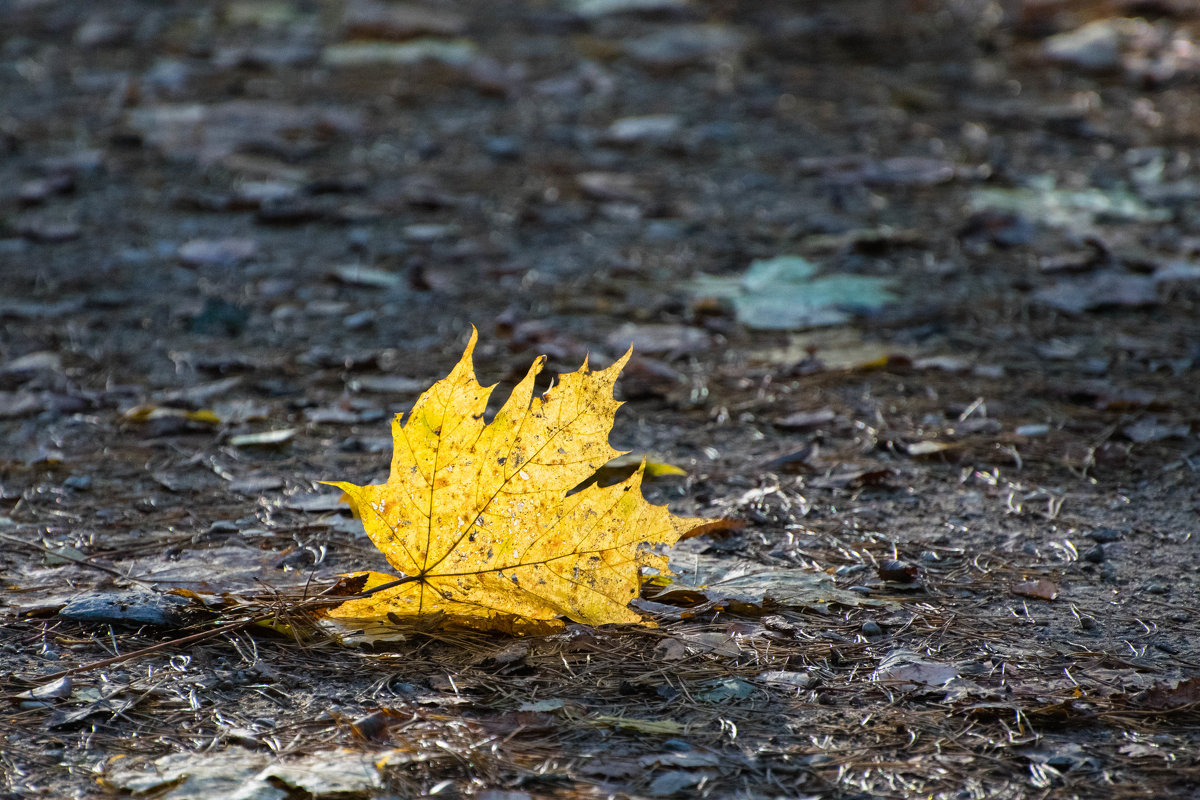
[3,1,1200,798]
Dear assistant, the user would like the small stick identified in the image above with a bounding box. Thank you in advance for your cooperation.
[15,576,417,685]
[0,532,158,590]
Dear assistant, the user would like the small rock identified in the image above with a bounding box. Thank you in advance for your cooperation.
[1089,527,1124,543]
[484,136,522,160]
[1016,423,1051,436]
[603,114,682,145]
[228,475,286,494]
[1044,20,1123,72]
[402,223,458,242]
[1146,582,1170,595]
[191,299,250,337]
[861,620,883,637]
[75,14,131,47]
[577,171,650,204]
[322,39,477,67]
[606,323,711,357]
[178,238,258,268]
[878,559,918,583]
[343,310,377,330]
[1033,271,1159,314]
[17,174,74,205]
[0,351,64,384]
[16,217,82,243]
[60,592,195,627]
[563,0,688,18]
[624,25,749,71]
[1081,543,1105,563]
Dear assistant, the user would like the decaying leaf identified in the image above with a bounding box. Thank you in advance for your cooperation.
[658,548,895,613]
[1012,579,1059,601]
[1129,677,1200,711]
[325,330,707,628]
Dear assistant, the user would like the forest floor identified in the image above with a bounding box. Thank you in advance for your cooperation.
[2,1,1200,798]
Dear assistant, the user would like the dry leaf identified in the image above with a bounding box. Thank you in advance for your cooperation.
[1131,677,1200,711]
[325,329,707,628]
[1012,579,1059,601]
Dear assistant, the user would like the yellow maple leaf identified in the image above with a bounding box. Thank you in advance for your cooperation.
[324,330,707,628]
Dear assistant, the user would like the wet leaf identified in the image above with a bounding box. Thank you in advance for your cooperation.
[697,677,755,702]
[1033,270,1159,314]
[691,255,897,330]
[970,180,1170,230]
[662,549,894,613]
[872,650,961,690]
[1131,677,1200,710]
[324,329,708,628]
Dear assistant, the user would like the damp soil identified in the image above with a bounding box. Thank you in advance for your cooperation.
[2,1,1200,798]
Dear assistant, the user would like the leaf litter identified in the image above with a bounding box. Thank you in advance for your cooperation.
[6,2,1200,798]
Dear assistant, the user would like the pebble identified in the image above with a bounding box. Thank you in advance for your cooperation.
[563,0,687,17]
[623,25,748,70]
[343,310,377,330]
[1088,527,1124,543]
[63,475,93,491]
[178,237,258,268]
[861,620,883,637]
[603,114,682,145]
[484,136,522,161]
[1081,543,1105,563]
[878,559,918,583]
[1043,20,1123,72]
[59,592,194,627]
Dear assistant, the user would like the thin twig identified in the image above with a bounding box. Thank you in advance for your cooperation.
[0,532,158,590]
[14,576,417,685]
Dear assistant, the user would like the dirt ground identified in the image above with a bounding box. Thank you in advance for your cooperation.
[3,0,1200,798]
